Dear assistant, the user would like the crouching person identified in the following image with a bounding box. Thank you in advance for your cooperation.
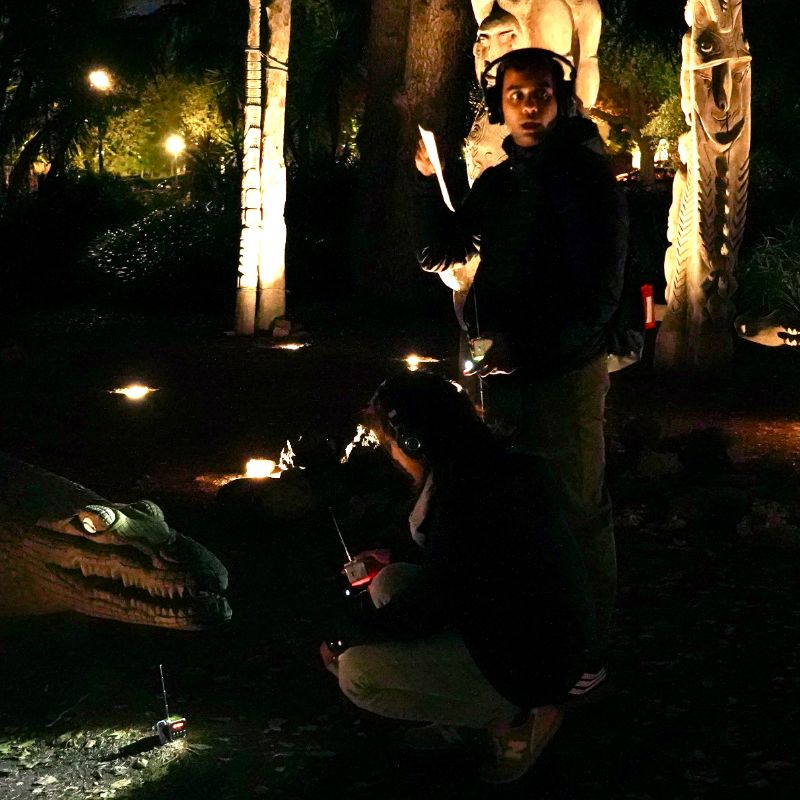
[321,371,604,784]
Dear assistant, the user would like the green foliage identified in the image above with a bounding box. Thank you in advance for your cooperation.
[287,0,369,166]
[737,219,800,316]
[596,1,682,165]
[642,94,687,144]
[82,200,239,311]
[99,75,229,177]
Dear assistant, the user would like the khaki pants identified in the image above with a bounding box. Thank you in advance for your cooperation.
[329,564,519,728]
[485,353,616,648]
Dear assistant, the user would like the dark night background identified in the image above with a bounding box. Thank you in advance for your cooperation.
[1,2,799,798]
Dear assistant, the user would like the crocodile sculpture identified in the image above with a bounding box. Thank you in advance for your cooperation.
[0,453,231,629]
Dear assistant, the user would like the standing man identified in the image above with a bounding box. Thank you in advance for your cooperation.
[413,47,627,648]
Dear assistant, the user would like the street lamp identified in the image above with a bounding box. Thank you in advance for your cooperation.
[164,134,185,179]
[88,69,113,92]
[87,69,113,173]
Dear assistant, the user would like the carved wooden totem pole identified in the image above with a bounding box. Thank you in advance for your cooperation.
[655,0,752,371]
[439,0,601,302]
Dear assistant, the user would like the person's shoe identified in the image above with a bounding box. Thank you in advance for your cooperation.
[479,705,564,784]
[402,723,468,751]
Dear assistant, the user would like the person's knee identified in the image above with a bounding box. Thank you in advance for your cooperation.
[368,562,419,608]
[337,646,378,708]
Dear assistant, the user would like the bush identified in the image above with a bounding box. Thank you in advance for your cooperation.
[0,170,147,307]
[737,218,800,316]
[82,200,239,313]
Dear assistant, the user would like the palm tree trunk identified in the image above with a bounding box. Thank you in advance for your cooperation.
[235,0,265,334]
[256,0,291,331]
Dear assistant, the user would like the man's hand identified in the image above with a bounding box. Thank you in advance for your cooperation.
[415,139,436,176]
[320,640,340,671]
[464,333,517,377]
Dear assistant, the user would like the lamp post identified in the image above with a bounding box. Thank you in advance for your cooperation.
[87,69,112,173]
[164,134,185,182]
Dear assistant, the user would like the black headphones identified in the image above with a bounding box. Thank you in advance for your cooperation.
[480,47,577,125]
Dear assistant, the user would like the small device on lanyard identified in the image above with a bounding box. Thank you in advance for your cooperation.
[152,664,187,745]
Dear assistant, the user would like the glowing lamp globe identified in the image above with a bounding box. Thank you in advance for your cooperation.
[88,69,112,92]
[164,134,186,157]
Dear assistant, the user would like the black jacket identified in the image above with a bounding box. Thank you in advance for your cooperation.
[368,453,598,709]
[414,117,628,378]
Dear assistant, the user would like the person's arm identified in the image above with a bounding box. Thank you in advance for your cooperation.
[411,139,486,274]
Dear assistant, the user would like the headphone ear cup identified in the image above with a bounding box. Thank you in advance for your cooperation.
[485,84,503,125]
[396,428,424,457]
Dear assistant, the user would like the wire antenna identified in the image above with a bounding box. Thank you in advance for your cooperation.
[159,664,170,720]
[328,507,352,562]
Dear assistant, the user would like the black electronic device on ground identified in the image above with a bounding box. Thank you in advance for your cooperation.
[152,664,187,745]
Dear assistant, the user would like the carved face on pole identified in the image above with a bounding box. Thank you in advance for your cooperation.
[472,1,576,80]
[686,0,751,150]
[474,4,523,80]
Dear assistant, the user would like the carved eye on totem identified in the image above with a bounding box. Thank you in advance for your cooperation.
[695,32,722,60]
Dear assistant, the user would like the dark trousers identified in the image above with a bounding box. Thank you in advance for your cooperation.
[485,353,615,650]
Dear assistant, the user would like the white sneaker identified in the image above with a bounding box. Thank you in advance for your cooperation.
[480,705,564,784]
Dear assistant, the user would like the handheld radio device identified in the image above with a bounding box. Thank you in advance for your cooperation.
[152,664,187,745]
[329,507,373,594]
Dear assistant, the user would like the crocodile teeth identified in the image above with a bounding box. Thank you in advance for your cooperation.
[788,328,798,335]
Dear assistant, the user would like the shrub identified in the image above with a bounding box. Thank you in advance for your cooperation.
[737,218,800,316]
[82,200,239,312]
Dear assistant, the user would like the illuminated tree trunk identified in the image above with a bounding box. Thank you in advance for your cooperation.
[257,0,291,331]
[236,0,291,335]
[235,0,264,334]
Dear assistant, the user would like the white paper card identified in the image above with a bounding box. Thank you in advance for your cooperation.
[418,125,455,213]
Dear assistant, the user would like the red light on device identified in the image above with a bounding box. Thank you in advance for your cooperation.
[641,284,656,329]
[171,720,185,731]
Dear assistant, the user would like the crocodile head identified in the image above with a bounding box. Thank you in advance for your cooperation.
[735,311,800,348]
[12,499,231,630]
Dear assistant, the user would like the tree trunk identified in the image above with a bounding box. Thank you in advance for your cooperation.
[350,0,411,294]
[381,0,474,295]
[352,0,474,304]
[235,0,265,334]
[235,0,291,335]
[257,0,291,331]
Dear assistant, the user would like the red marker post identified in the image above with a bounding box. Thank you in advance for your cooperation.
[641,284,657,329]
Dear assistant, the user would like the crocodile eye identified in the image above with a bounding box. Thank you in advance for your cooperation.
[82,505,117,532]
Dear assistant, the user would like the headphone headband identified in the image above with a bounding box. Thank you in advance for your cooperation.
[480,47,576,91]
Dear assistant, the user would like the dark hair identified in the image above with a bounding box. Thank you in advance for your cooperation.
[367,371,501,479]
[482,47,577,124]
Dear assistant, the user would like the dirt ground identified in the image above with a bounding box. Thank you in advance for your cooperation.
[1,308,799,799]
